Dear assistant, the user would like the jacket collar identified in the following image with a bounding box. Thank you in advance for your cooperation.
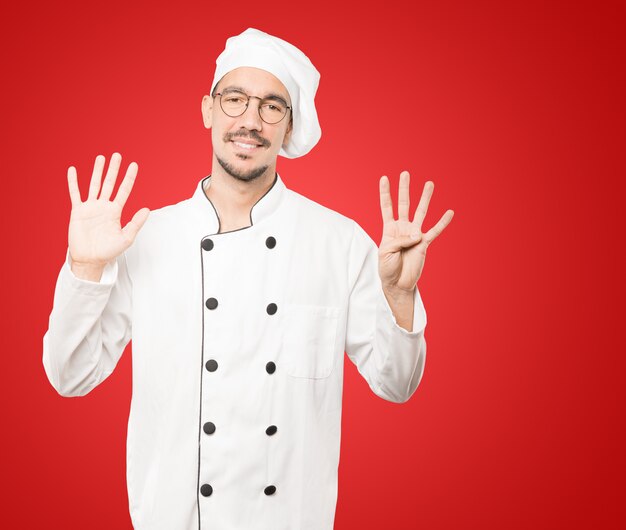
[191,172,286,235]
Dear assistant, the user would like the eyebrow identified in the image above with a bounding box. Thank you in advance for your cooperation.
[221,86,290,107]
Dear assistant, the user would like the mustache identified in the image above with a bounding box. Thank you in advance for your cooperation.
[224,130,271,148]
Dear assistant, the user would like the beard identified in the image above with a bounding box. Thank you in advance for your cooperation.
[215,130,272,182]
[215,153,270,182]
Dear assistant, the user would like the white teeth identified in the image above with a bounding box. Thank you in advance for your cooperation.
[233,141,257,150]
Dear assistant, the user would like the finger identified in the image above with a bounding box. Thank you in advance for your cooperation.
[412,180,434,231]
[100,152,122,201]
[423,209,454,245]
[398,170,410,221]
[113,161,139,208]
[382,233,422,254]
[379,176,394,224]
[87,154,105,200]
[121,207,150,243]
[67,166,82,206]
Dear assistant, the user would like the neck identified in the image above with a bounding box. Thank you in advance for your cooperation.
[204,162,277,233]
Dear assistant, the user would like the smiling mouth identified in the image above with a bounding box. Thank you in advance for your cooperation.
[231,140,262,150]
[225,130,270,151]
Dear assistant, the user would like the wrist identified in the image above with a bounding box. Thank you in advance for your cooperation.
[70,261,106,282]
[382,283,415,301]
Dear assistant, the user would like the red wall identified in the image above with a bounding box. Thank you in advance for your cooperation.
[2,0,624,528]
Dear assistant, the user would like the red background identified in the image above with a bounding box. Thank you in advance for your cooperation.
[2,0,624,528]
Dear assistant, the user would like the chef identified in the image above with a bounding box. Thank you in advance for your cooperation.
[42,28,454,530]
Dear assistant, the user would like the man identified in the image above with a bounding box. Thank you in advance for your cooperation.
[43,28,453,530]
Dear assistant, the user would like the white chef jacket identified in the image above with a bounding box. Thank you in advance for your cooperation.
[42,173,428,530]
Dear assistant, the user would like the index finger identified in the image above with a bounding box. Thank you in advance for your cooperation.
[67,166,82,206]
[379,175,395,224]
[112,162,139,207]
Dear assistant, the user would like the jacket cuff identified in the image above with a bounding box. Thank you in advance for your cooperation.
[62,247,118,294]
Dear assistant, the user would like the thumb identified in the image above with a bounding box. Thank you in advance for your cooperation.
[384,233,422,253]
[122,207,151,243]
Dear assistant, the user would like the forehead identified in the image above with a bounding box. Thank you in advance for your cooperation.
[215,67,291,102]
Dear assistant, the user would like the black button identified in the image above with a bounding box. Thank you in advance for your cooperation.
[206,359,218,372]
[200,484,213,497]
[264,485,276,495]
[266,362,276,374]
[206,297,218,310]
[266,425,277,436]
[265,236,276,249]
[201,239,214,251]
[266,303,277,315]
[203,422,216,435]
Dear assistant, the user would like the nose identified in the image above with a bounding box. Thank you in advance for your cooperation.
[237,97,263,132]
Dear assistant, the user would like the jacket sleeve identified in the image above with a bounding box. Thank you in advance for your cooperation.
[42,248,132,397]
[344,221,427,404]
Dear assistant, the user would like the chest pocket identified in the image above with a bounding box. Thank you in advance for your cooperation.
[281,304,341,379]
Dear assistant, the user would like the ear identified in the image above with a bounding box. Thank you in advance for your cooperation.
[201,95,214,129]
[282,118,293,148]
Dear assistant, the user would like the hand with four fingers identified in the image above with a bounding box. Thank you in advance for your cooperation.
[378,171,454,295]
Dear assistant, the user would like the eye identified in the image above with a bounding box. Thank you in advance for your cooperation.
[263,103,284,113]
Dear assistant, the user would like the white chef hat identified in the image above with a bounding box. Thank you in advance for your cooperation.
[210,28,321,159]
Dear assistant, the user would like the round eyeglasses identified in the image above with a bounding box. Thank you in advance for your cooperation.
[214,90,291,124]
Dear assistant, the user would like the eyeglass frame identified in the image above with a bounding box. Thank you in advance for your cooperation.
[213,89,292,125]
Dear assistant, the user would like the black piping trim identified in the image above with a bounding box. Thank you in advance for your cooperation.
[197,240,205,530]
[200,172,279,234]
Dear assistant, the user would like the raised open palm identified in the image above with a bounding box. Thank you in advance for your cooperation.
[67,153,150,268]
[378,171,454,292]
